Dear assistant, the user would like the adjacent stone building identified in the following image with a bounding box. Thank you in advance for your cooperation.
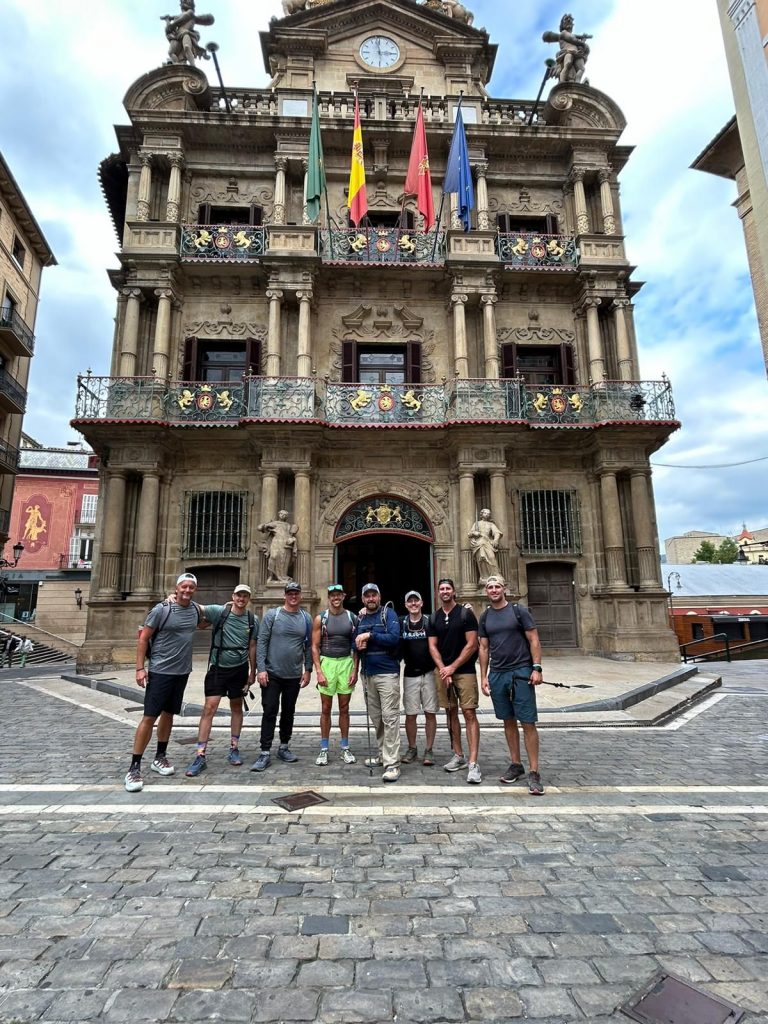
[74,0,680,668]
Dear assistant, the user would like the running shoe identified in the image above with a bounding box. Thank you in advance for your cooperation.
[124,767,143,793]
[382,765,401,782]
[527,771,545,796]
[422,749,435,766]
[250,751,271,772]
[185,754,207,777]
[364,755,383,767]
[466,762,482,785]
[443,753,468,772]
[277,745,298,763]
[401,747,418,764]
[151,757,175,776]
[227,748,243,766]
[341,748,356,764]
[316,748,329,766]
[499,762,526,785]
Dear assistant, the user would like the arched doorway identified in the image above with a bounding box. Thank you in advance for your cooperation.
[334,495,435,615]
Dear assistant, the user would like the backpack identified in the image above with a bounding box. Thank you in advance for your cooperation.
[274,606,312,648]
[21,638,34,653]
[478,603,532,658]
[147,601,202,656]
[427,604,473,632]
[320,608,357,654]
[209,602,256,663]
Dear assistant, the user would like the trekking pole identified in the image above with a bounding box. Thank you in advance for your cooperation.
[360,672,374,778]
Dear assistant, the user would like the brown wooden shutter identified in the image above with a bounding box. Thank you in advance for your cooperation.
[245,338,262,376]
[561,344,575,385]
[197,204,211,225]
[183,337,198,381]
[249,205,262,226]
[342,341,357,383]
[501,343,517,379]
[496,213,512,233]
[406,342,422,384]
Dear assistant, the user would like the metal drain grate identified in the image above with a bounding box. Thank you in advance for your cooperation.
[272,790,328,812]
[622,971,744,1024]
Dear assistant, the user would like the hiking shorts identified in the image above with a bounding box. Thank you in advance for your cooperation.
[488,666,538,724]
[403,672,439,715]
[204,662,249,700]
[317,655,356,697]
[436,671,479,710]
[144,672,190,717]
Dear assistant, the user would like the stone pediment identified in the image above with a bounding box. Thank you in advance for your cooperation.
[542,83,626,134]
[123,65,212,114]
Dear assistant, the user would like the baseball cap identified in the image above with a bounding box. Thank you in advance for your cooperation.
[284,581,302,592]
[485,575,506,588]
[233,584,251,595]
[176,573,197,586]
[405,590,422,602]
[361,583,380,596]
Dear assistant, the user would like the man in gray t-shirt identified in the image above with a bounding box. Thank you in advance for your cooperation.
[124,573,205,794]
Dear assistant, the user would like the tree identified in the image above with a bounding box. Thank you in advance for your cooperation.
[692,541,717,563]
[715,538,739,564]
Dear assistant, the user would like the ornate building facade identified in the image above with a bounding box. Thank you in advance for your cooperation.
[75,0,679,668]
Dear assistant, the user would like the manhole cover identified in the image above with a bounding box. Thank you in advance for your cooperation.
[272,790,328,812]
[175,735,201,745]
[622,971,744,1024]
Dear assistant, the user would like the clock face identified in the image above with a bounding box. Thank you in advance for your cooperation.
[359,36,401,69]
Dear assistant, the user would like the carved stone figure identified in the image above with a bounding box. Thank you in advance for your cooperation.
[437,0,474,25]
[162,0,215,66]
[542,13,592,84]
[468,508,502,584]
[258,510,298,583]
[281,0,308,14]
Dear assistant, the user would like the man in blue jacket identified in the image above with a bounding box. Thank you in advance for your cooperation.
[354,583,402,782]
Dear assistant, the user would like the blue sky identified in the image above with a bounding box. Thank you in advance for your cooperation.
[2,0,767,547]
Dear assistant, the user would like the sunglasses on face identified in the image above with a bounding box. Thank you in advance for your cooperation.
[328,585,344,592]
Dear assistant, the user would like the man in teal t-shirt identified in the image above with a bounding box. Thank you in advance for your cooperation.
[185,584,259,777]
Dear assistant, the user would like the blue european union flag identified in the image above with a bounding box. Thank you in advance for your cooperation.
[442,106,475,232]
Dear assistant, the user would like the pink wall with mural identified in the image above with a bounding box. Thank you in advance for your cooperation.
[5,476,99,570]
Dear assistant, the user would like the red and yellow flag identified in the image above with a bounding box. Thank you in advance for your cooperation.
[347,94,368,226]
[404,102,435,231]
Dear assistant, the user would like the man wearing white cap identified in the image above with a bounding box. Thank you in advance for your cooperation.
[400,590,437,766]
[124,572,204,792]
[184,584,259,778]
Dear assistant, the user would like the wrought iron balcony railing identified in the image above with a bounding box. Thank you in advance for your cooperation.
[0,307,35,355]
[0,507,10,538]
[320,227,446,266]
[0,368,27,413]
[497,232,579,271]
[0,437,21,474]
[73,375,676,427]
[180,224,268,262]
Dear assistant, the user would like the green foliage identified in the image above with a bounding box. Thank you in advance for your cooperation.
[692,540,717,563]
[691,538,739,563]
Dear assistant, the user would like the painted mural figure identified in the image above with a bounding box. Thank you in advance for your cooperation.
[22,504,47,544]
[468,508,502,584]
[258,510,298,583]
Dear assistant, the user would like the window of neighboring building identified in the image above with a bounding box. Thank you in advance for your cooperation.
[496,213,557,234]
[520,489,582,555]
[184,490,248,557]
[341,341,421,384]
[80,494,98,524]
[197,204,262,226]
[69,529,94,567]
[11,236,25,270]
[1,292,16,323]
[183,337,262,381]
[501,343,575,385]
[691,623,705,640]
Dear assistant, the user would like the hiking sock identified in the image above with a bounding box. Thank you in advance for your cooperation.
[230,734,240,750]
[340,739,349,749]
[196,743,207,757]
[321,739,330,750]
[130,754,142,770]
[156,741,169,759]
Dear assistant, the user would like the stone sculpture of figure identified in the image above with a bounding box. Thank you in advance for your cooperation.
[162,0,215,66]
[282,0,308,14]
[259,510,299,583]
[468,508,502,584]
[542,13,592,84]
[438,0,474,25]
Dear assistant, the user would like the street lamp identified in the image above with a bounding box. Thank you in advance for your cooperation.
[74,587,83,609]
[0,542,24,568]
[666,571,682,617]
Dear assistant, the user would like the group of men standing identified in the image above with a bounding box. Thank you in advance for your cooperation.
[124,572,544,797]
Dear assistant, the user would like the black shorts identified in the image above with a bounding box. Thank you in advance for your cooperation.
[204,662,249,699]
[144,672,190,717]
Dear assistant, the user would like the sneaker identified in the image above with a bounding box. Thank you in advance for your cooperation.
[277,746,298,763]
[422,749,435,766]
[227,748,243,766]
[443,753,468,772]
[151,757,175,776]
[382,765,401,783]
[250,751,271,772]
[184,754,207,778]
[316,748,329,766]
[124,767,143,793]
[364,755,383,768]
[466,762,482,785]
[527,770,544,796]
[401,747,418,764]
[341,748,356,764]
[500,762,526,785]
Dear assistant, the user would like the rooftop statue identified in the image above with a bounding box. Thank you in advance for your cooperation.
[542,13,592,84]
[282,0,338,11]
[423,0,474,25]
[162,0,215,66]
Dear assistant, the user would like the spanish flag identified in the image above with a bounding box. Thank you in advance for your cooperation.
[347,94,368,226]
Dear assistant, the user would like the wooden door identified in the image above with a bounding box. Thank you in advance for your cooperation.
[525,562,577,647]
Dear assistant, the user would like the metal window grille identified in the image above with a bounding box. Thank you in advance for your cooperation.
[183,491,248,557]
[520,490,582,555]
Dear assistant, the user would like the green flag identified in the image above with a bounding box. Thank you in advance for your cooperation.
[306,92,326,223]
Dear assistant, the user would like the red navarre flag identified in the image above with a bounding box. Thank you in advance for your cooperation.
[404,102,435,231]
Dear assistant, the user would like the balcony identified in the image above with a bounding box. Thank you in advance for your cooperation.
[497,232,579,271]
[0,437,21,474]
[0,507,9,538]
[320,227,446,267]
[0,308,35,356]
[0,368,27,414]
[74,375,676,429]
[180,224,267,262]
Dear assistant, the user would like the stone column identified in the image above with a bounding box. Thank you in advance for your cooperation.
[450,193,460,230]
[302,158,310,225]
[459,469,476,590]
[294,470,311,585]
[266,289,283,376]
[475,161,489,230]
[137,153,153,222]
[134,471,161,595]
[296,289,313,377]
[166,153,184,222]
[630,470,660,589]
[450,292,469,379]
[98,471,127,595]
[570,168,590,234]
[480,294,499,379]
[152,289,174,380]
[599,471,628,589]
[598,169,616,235]
[118,288,142,377]
[260,471,279,527]
[583,297,605,382]
[273,155,287,225]
[613,299,634,381]
[490,469,509,583]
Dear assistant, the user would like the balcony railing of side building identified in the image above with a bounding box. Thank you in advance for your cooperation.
[320,227,446,266]
[179,224,268,262]
[75,375,676,428]
[0,507,10,538]
[0,367,28,413]
[497,232,579,271]
[0,437,21,474]
[0,307,35,355]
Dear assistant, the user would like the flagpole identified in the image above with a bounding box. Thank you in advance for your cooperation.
[431,91,464,262]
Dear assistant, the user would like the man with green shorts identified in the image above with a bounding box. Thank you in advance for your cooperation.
[311,584,359,765]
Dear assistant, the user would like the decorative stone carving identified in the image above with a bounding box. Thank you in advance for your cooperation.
[468,508,502,584]
[542,13,592,84]
[183,320,267,339]
[496,326,575,344]
[162,0,215,67]
[258,510,298,583]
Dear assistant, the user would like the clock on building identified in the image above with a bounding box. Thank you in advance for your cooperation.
[359,35,401,68]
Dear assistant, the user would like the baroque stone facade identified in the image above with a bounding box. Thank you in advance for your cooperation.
[75,0,679,667]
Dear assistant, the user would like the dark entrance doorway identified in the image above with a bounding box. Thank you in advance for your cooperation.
[336,534,433,616]
[526,562,578,647]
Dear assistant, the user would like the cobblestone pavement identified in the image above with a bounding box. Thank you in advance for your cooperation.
[0,663,766,1023]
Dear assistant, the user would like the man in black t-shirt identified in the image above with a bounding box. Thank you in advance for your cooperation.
[400,590,437,766]
[478,575,544,796]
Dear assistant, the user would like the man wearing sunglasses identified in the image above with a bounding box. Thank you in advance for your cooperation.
[311,584,359,765]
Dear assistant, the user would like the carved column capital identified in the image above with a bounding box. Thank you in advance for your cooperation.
[167,152,185,169]
[580,296,602,312]
[475,160,488,179]
[480,293,498,307]
[154,288,174,302]
[612,298,631,310]
[275,154,288,172]
[296,289,313,304]
[568,166,585,185]
[266,289,284,302]
[139,152,154,168]
[121,287,143,301]
[598,167,612,185]
[450,292,469,308]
